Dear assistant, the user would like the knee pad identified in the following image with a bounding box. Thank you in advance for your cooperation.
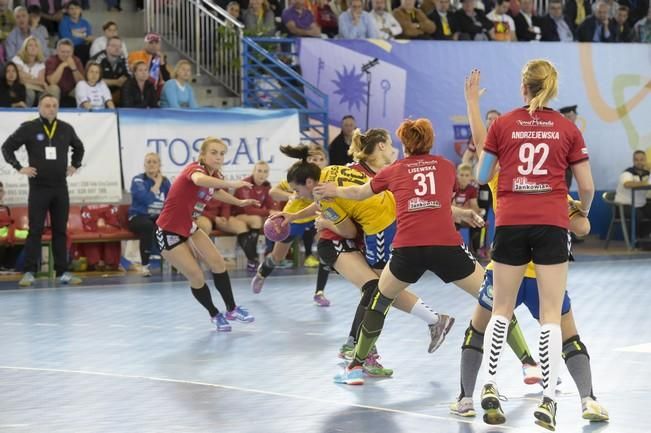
[368,288,393,314]
[562,334,589,361]
[461,322,484,353]
[359,279,379,308]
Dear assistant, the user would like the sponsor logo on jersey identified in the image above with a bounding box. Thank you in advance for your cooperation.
[512,176,552,193]
[407,197,441,211]
[166,234,179,245]
[581,148,588,154]
[323,207,340,221]
[516,119,554,127]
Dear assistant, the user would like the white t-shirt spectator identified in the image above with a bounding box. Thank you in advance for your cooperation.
[487,10,516,34]
[75,80,113,109]
[615,169,651,207]
[11,56,45,81]
[89,36,129,59]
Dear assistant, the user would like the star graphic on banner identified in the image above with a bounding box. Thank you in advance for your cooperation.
[331,65,367,112]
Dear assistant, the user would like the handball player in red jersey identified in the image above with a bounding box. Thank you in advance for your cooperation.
[314,118,486,385]
[475,60,595,430]
[155,137,260,332]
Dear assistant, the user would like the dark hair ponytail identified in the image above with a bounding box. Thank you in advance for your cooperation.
[280,144,322,185]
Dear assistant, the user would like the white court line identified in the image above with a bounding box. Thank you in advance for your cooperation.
[0,365,514,430]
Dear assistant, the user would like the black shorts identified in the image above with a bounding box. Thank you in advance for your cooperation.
[491,225,570,266]
[317,238,359,268]
[389,245,477,284]
[155,226,189,251]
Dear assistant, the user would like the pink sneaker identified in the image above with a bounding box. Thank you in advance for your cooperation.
[313,291,330,307]
[251,273,265,294]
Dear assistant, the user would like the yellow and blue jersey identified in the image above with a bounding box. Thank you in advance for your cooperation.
[276,180,316,224]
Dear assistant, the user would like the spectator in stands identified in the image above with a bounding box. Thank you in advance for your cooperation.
[27,6,50,53]
[454,0,493,39]
[120,60,159,108]
[58,1,93,65]
[539,0,575,41]
[371,0,402,39]
[5,6,48,61]
[615,150,651,240]
[2,93,85,287]
[90,21,128,58]
[127,32,172,95]
[577,0,616,41]
[231,161,276,271]
[90,36,128,102]
[128,152,171,277]
[282,0,322,37]
[329,115,356,165]
[242,0,277,36]
[11,36,46,107]
[0,62,27,107]
[429,0,459,40]
[512,0,541,41]
[26,0,66,35]
[338,0,380,38]
[160,60,199,108]
[75,62,115,110]
[226,1,242,22]
[393,0,437,39]
[0,0,15,63]
[487,0,516,40]
[633,7,651,42]
[614,5,634,41]
[45,38,84,107]
[314,0,340,38]
[564,0,589,28]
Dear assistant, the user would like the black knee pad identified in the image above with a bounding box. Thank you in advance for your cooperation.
[461,322,484,353]
[359,279,379,308]
[368,288,393,314]
[562,334,589,361]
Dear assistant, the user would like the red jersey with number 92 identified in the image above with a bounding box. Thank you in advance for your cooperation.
[370,154,461,248]
[484,107,589,229]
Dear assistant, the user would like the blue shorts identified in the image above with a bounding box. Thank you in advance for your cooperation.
[477,269,571,320]
[364,222,396,269]
[281,220,315,244]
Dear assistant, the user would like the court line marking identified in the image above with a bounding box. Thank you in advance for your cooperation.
[0,365,515,430]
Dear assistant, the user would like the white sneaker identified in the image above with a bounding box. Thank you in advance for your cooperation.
[582,397,609,422]
[19,272,35,287]
[141,264,151,277]
[59,272,82,285]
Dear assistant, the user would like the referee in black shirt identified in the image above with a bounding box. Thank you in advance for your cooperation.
[2,94,85,287]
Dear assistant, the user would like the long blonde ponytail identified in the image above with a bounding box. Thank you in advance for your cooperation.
[522,59,558,116]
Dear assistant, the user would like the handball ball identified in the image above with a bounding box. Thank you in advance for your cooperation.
[264,216,290,242]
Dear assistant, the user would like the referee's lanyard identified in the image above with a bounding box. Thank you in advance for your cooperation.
[42,120,57,160]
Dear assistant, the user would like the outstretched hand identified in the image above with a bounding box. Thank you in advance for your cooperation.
[464,69,486,103]
[312,182,337,200]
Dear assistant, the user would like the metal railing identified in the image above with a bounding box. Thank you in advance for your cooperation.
[242,37,329,148]
[145,0,243,94]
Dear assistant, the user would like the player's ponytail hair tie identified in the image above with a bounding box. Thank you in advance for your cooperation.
[281,144,322,185]
[396,118,434,156]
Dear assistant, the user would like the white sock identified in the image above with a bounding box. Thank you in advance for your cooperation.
[539,323,562,399]
[481,315,510,383]
[410,299,439,325]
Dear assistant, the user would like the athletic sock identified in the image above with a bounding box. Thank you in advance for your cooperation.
[259,255,276,278]
[303,227,315,256]
[191,284,219,317]
[460,322,484,399]
[507,315,536,365]
[481,315,509,383]
[539,323,562,399]
[562,335,595,399]
[352,289,393,367]
[315,262,329,294]
[213,271,236,312]
[410,298,439,325]
[349,279,378,340]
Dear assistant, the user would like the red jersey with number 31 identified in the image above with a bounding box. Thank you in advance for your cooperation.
[483,107,589,229]
[156,162,218,237]
[370,154,461,248]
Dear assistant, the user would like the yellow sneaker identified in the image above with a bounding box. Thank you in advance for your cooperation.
[303,255,320,268]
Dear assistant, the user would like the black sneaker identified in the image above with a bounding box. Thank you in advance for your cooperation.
[534,396,557,431]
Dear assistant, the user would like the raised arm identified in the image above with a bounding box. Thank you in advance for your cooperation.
[190,172,252,190]
[313,181,375,201]
[464,69,487,154]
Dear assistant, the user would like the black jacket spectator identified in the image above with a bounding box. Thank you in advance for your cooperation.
[563,0,592,27]
[454,8,493,39]
[120,77,159,108]
[90,50,129,90]
[539,14,576,40]
[429,10,460,39]
[614,20,634,41]
[0,81,27,108]
[577,15,616,41]
[329,132,353,166]
[512,12,540,40]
